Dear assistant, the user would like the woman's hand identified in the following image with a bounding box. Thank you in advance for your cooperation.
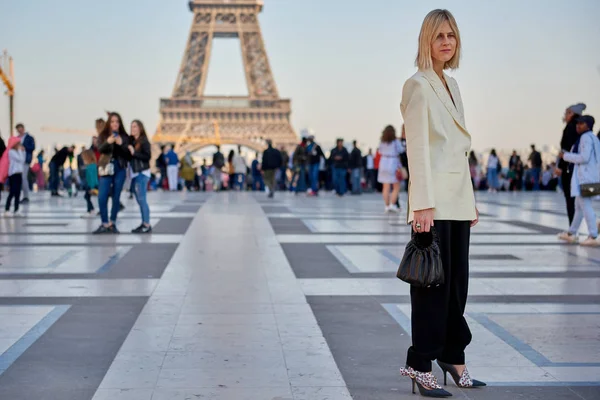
[471,208,479,228]
[106,135,116,144]
[412,208,435,233]
[128,145,135,155]
[115,135,123,145]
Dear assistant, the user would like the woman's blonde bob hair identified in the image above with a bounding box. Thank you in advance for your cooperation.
[415,9,461,70]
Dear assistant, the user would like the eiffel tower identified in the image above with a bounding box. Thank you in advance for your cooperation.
[153,0,298,155]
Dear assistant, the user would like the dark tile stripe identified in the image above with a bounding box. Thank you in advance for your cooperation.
[0,297,147,400]
[281,243,350,278]
[100,243,178,279]
[499,220,563,235]
[261,205,291,214]
[152,217,194,234]
[171,204,202,213]
[269,218,312,234]
[307,296,599,399]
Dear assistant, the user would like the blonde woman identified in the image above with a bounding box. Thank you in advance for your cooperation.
[399,10,485,397]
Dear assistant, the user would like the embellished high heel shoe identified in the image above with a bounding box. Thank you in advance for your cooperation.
[400,366,453,397]
[436,361,486,388]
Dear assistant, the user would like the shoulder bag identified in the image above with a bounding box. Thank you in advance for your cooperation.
[580,132,600,197]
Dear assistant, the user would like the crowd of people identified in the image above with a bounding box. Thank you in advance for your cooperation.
[0,115,152,234]
[0,102,598,238]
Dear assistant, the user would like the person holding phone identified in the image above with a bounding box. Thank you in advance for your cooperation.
[93,112,131,234]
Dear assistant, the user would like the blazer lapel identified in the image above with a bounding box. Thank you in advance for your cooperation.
[421,69,468,133]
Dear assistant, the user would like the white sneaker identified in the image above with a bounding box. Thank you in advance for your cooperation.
[13,211,24,218]
[2,211,13,217]
[81,211,96,219]
[384,205,391,213]
[388,204,399,213]
[580,237,600,247]
[557,232,578,243]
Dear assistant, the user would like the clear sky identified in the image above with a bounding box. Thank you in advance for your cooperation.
[1,0,599,154]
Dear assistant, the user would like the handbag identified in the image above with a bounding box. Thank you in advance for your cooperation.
[396,167,408,181]
[98,161,114,177]
[396,228,445,288]
[579,132,600,197]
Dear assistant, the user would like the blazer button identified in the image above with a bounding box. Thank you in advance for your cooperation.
[465,152,468,156]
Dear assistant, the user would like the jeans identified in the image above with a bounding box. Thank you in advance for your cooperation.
[294,165,307,192]
[133,174,150,225]
[332,168,347,195]
[351,168,361,194]
[531,167,541,191]
[278,167,288,190]
[569,196,598,238]
[49,162,59,192]
[98,162,126,224]
[309,163,320,193]
[487,169,499,189]
[252,174,264,191]
[365,169,376,191]
[234,173,246,190]
[5,173,22,212]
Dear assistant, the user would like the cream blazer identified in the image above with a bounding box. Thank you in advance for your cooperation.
[400,69,476,223]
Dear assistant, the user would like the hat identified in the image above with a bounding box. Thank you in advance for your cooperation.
[568,103,587,115]
[576,115,595,130]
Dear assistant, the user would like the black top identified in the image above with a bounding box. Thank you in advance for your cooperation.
[262,146,283,170]
[349,147,363,169]
[307,142,325,165]
[99,132,131,169]
[559,119,578,172]
[0,137,5,159]
[213,151,225,168]
[51,147,71,166]
[130,137,152,173]
[330,146,349,169]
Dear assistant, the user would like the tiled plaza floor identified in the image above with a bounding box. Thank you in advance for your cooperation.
[0,190,599,399]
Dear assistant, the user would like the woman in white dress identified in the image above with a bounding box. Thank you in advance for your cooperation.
[377,125,405,212]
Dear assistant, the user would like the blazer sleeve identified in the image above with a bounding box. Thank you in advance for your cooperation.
[400,78,435,211]
[564,135,593,165]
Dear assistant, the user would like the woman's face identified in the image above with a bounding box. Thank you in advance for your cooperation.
[131,122,140,138]
[564,109,574,123]
[110,116,120,132]
[431,20,456,65]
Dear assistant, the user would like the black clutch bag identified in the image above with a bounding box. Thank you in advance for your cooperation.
[396,228,445,288]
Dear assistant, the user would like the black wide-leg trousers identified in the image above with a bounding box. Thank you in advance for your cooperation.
[406,220,472,372]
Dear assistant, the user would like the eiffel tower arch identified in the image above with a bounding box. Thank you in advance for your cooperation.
[153,0,298,156]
